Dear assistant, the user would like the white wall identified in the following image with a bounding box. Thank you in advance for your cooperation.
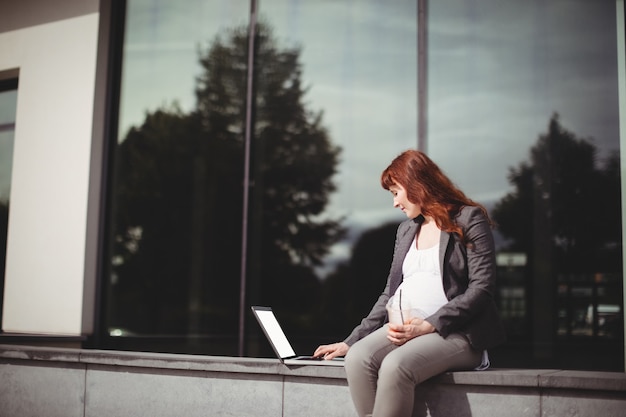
[0,13,99,335]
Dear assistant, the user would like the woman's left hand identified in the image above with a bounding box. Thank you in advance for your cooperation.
[387,317,436,346]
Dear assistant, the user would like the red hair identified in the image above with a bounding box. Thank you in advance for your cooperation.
[381,149,491,242]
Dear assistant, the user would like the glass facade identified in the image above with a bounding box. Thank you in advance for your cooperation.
[0,78,17,327]
[427,0,623,370]
[101,0,623,370]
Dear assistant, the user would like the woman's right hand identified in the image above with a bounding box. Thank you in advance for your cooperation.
[313,342,349,360]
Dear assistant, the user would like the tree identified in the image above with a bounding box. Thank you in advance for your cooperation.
[492,114,623,358]
[492,113,621,273]
[318,222,399,340]
[195,23,344,314]
[109,21,343,349]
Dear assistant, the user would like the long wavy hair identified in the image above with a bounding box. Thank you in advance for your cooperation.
[381,149,492,242]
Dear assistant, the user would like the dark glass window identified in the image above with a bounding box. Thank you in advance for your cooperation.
[0,77,18,328]
[103,0,250,354]
[102,0,623,371]
[103,0,417,356]
[428,0,623,370]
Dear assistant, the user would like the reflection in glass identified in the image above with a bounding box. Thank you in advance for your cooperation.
[106,0,251,353]
[104,0,417,354]
[428,0,622,370]
[0,80,17,329]
[0,88,17,202]
[105,0,417,357]
[104,0,622,371]
[250,0,418,354]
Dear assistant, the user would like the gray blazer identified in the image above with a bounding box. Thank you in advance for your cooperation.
[343,205,506,351]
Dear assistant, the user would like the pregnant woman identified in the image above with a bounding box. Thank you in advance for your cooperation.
[314,149,506,417]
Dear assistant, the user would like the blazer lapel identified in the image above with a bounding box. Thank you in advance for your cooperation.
[439,230,451,277]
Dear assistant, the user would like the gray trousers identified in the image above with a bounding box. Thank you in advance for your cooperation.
[344,326,481,417]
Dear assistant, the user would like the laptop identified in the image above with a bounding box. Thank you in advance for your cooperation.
[251,306,344,367]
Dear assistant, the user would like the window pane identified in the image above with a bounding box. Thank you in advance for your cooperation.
[244,0,417,356]
[105,0,623,371]
[0,81,17,329]
[428,0,623,371]
[105,0,250,354]
[0,89,17,126]
[104,0,417,357]
[0,88,17,201]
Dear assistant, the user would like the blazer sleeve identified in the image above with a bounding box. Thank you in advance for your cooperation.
[426,206,498,339]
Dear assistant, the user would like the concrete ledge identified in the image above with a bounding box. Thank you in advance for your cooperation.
[1,344,625,417]
[436,368,626,391]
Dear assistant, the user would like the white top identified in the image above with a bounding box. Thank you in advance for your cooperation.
[390,236,492,371]
[390,237,448,317]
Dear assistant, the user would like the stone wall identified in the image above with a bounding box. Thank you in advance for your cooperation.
[1,344,625,417]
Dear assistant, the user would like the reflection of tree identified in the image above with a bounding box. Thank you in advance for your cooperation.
[492,113,621,272]
[318,223,398,340]
[347,224,398,318]
[492,113,622,362]
[109,22,343,345]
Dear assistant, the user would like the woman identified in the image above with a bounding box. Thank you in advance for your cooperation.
[314,149,506,417]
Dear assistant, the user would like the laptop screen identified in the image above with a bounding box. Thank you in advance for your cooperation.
[252,307,297,359]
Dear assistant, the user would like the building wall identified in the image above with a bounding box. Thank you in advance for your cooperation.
[0,0,100,335]
[0,0,624,372]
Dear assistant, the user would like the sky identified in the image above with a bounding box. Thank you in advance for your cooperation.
[427,0,620,205]
[116,0,621,274]
[119,0,418,228]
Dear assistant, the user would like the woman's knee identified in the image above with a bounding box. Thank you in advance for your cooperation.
[378,352,416,385]
[344,339,369,372]
[345,336,387,380]
[345,328,394,379]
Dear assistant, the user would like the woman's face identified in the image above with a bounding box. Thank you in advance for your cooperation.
[389,183,421,219]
